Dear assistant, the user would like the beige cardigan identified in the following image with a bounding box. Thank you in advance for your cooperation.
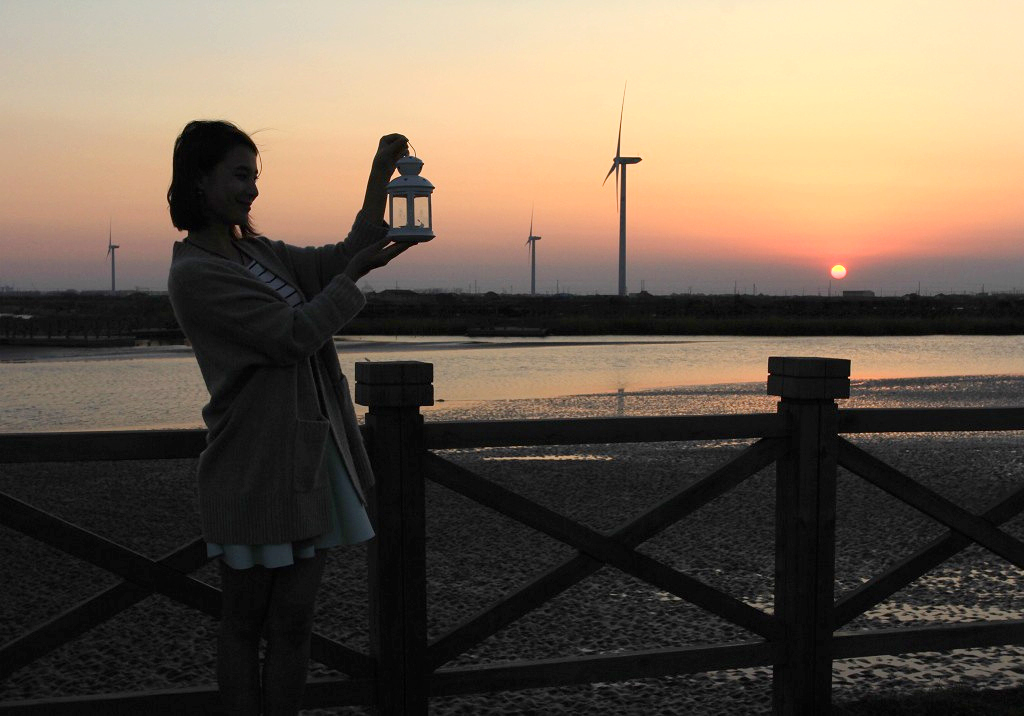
[167,214,386,544]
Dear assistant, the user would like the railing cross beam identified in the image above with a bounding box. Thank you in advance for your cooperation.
[424,452,780,638]
[426,436,786,669]
[834,479,1024,628]
[838,438,1024,569]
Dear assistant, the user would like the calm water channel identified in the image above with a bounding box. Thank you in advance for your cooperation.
[2,334,1023,432]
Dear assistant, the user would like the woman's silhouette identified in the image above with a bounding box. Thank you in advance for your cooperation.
[167,120,411,715]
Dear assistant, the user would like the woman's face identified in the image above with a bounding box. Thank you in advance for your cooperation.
[198,145,259,229]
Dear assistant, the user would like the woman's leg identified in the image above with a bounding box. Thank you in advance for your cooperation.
[217,560,273,715]
[261,551,327,716]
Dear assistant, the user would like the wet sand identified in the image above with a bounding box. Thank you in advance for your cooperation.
[2,397,1024,713]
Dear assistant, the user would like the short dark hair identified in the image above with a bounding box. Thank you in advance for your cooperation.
[167,120,260,239]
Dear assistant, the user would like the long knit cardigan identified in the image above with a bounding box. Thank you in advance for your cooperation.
[167,213,387,544]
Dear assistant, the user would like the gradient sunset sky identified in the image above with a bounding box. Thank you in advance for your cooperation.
[1,1,1021,295]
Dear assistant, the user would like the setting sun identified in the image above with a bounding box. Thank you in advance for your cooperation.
[830,265,847,280]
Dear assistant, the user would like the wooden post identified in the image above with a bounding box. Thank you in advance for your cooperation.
[356,360,433,716]
[768,356,849,715]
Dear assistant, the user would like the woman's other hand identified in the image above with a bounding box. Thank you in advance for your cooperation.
[362,133,410,220]
[372,133,410,177]
[343,238,412,281]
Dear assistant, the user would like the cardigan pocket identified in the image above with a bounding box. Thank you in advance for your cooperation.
[291,418,330,492]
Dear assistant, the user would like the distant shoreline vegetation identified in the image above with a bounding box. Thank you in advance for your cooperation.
[2,290,1024,342]
[343,289,1024,336]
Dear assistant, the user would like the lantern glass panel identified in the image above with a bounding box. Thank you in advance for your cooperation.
[391,194,409,228]
[413,195,430,229]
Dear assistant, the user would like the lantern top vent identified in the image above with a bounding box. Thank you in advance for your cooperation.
[397,155,424,176]
[388,155,434,190]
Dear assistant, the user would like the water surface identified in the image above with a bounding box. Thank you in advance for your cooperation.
[2,335,1023,432]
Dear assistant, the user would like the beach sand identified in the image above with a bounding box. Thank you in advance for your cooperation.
[3,400,1024,713]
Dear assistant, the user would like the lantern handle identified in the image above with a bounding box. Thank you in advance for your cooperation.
[408,141,417,158]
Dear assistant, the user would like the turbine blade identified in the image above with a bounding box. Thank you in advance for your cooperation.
[615,164,620,213]
[616,92,624,159]
[530,205,534,237]
[602,162,616,186]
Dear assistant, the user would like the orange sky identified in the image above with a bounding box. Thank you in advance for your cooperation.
[1,1,1021,295]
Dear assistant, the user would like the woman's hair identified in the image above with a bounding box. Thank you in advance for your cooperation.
[167,120,260,239]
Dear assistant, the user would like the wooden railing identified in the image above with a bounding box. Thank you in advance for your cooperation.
[2,356,1024,715]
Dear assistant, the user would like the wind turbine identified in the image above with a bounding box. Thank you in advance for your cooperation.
[106,220,119,293]
[603,83,642,297]
[526,208,541,295]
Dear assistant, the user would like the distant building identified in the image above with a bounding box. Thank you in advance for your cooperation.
[373,289,426,305]
[842,290,876,298]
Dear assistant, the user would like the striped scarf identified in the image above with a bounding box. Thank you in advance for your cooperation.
[244,257,303,307]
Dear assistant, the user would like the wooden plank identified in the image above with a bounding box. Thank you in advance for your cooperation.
[834,482,1024,628]
[423,413,786,449]
[768,357,851,378]
[833,620,1024,660]
[614,437,787,549]
[838,438,1024,570]
[426,438,787,669]
[0,677,376,714]
[812,403,839,713]
[0,539,207,680]
[428,552,596,670]
[766,375,850,400]
[0,684,222,715]
[354,383,434,408]
[423,453,780,639]
[366,407,408,714]
[364,404,429,714]
[354,360,433,385]
[773,410,798,713]
[838,408,1024,435]
[300,676,377,707]
[309,636,375,679]
[430,640,779,696]
[0,430,206,464]
[772,398,837,715]
[0,509,370,680]
[0,491,220,616]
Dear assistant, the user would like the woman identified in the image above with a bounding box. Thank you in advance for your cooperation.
[166,120,411,715]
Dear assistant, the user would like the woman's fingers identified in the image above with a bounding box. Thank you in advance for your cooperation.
[383,242,412,259]
[362,239,412,266]
[377,134,410,162]
[370,241,412,268]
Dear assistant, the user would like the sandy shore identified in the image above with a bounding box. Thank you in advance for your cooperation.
[3,418,1024,713]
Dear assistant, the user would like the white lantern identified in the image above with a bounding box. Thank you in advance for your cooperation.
[386,155,435,242]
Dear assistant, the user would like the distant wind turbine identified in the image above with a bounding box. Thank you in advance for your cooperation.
[106,220,119,293]
[603,83,642,297]
[526,208,541,295]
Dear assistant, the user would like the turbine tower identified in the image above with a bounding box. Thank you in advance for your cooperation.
[106,221,119,293]
[603,83,642,297]
[526,208,541,295]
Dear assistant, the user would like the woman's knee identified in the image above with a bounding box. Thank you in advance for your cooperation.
[263,605,316,648]
[263,554,325,647]
[219,560,273,640]
[219,613,265,645]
